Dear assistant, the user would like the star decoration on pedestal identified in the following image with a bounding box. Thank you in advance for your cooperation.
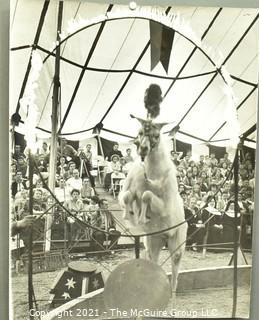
[62,292,71,300]
[92,278,99,289]
[65,277,76,289]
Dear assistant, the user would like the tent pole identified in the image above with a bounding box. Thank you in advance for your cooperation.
[97,133,104,158]
[45,1,63,252]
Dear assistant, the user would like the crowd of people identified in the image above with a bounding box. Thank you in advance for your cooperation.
[11,139,133,248]
[171,150,254,250]
[11,139,255,251]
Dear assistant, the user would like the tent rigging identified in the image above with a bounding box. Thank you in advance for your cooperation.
[10,1,258,147]
[15,0,50,115]
[59,3,114,133]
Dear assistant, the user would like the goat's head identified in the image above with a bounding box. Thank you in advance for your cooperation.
[131,114,168,161]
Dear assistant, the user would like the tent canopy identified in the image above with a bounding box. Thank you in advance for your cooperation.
[10,0,258,147]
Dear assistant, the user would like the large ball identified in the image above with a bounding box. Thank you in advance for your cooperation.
[103,259,171,314]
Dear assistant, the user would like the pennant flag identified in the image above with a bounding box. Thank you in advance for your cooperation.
[149,21,175,73]
[150,21,163,71]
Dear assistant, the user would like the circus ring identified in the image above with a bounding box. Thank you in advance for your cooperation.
[11,7,255,320]
[39,265,251,320]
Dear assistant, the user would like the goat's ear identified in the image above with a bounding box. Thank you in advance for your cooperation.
[130,114,146,126]
[155,122,170,131]
[156,121,177,131]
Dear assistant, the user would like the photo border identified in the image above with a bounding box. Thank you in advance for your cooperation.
[1,1,258,320]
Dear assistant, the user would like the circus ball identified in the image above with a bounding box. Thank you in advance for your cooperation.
[103,258,171,313]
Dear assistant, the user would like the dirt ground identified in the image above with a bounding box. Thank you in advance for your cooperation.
[11,249,252,320]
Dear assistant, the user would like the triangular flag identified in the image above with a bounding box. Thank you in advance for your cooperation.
[160,27,175,73]
[149,20,163,71]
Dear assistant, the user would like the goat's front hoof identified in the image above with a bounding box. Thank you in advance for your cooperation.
[123,211,131,221]
[139,215,147,225]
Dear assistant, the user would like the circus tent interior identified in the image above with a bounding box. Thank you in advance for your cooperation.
[9,0,258,154]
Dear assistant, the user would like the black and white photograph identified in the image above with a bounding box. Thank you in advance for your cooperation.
[8,0,259,319]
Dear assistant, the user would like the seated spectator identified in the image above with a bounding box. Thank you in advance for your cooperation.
[57,156,68,177]
[63,161,77,180]
[66,169,83,192]
[104,154,122,190]
[120,157,128,175]
[222,200,241,248]
[212,168,224,185]
[81,178,95,202]
[191,165,199,183]
[14,189,28,218]
[179,190,188,205]
[190,183,202,200]
[88,196,101,230]
[55,177,70,204]
[12,144,25,161]
[202,196,223,245]
[124,148,134,163]
[11,161,17,182]
[11,171,27,198]
[220,161,230,178]
[184,196,205,250]
[39,141,49,158]
[180,151,192,170]
[92,199,121,248]
[34,179,49,201]
[204,155,211,166]
[178,182,186,194]
[209,152,218,167]
[32,188,47,214]
[217,190,230,212]
[199,171,209,192]
[198,155,205,170]
[182,169,195,189]
[64,189,84,241]
[223,152,234,166]
[16,156,27,177]
[246,162,255,180]
[35,154,48,172]
[107,143,123,161]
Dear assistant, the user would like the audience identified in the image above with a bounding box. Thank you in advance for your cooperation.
[11,140,254,251]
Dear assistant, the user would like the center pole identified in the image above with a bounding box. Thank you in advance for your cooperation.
[45,1,63,252]
[232,146,239,317]
[134,236,140,259]
[28,150,34,318]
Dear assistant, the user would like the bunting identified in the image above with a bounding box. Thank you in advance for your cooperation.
[50,268,104,306]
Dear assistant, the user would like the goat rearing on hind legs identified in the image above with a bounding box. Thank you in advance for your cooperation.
[119,84,187,296]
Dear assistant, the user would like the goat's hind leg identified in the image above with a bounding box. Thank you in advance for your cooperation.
[119,190,134,221]
[145,235,166,262]
[139,190,165,224]
[167,224,187,303]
